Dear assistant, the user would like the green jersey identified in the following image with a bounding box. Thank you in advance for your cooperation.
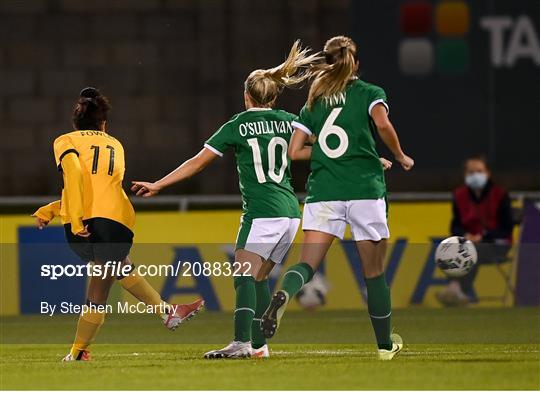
[205,108,301,219]
[293,79,388,203]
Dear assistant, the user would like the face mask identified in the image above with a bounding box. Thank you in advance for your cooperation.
[465,172,488,190]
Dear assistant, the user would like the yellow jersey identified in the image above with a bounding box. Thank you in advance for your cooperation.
[52,130,135,231]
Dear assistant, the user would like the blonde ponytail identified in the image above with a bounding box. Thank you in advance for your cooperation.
[245,40,322,107]
[306,36,358,109]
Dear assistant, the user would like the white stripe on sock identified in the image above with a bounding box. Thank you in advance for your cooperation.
[370,311,392,319]
[284,270,305,287]
[253,318,261,321]
[235,307,255,314]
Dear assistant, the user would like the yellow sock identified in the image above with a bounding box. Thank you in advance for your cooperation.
[70,306,105,358]
[119,268,169,315]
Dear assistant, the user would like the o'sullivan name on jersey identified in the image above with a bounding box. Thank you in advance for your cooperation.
[238,120,294,137]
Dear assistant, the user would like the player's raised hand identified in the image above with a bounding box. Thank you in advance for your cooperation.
[380,157,392,171]
[131,181,161,197]
[35,217,49,230]
[396,154,414,171]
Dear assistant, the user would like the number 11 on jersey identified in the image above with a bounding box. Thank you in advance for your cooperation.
[90,145,115,176]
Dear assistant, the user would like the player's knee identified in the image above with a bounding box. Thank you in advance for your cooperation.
[87,288,110,304]
[254,270,269,281]
[364,264,384,279]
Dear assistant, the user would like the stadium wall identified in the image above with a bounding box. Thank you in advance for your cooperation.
[0,202,520,316]
[0,0,539,196]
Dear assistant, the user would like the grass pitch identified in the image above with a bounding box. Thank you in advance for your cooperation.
[1,308,539,390]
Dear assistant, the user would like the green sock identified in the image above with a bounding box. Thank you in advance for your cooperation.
[234,275,256,343]
[365,273,392,350]
[281,262,314,299]
[252,279,271,349]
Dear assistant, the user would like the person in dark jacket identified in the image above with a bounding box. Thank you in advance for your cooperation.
[437,155,513,306]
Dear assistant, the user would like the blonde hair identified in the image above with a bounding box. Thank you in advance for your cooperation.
[245,40,321,107]
[306,36,358,109]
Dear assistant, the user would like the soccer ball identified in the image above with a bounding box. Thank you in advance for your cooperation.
[296,272,329,310]
[435,236,478,278]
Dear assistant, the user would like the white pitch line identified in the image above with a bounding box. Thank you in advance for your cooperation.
[272,349,540,356]
[94,348,540,358]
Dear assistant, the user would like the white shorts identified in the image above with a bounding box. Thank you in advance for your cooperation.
[236,216,300,263]
[302,199,389,241]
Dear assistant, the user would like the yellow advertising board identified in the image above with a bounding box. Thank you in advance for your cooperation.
[0,202,515,315]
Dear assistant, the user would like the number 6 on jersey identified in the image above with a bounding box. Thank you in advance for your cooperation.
[319,107,348,159]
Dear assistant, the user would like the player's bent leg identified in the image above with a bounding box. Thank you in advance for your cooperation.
[282,230,334,299]
[116,258,204,330]
[117,258,166,310]
[94,223,203,330]
[261,230,333,339]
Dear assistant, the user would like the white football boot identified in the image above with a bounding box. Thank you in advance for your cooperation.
[204,341,252,359]
[378,333,403,360]
[251,344,270,358]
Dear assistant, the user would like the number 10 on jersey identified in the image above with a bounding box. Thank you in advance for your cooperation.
[247,137,288,184]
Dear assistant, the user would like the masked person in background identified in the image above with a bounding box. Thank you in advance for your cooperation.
[437,155,513,306]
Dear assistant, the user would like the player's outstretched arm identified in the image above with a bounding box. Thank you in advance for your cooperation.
[371,104,414,171]
[131,148,218,197]
[288,129,312,160]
